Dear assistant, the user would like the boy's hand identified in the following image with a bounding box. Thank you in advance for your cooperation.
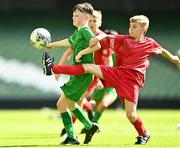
[89,38,99,47]
[171,55,180,65]
[75,51,83,63]
[47,43,53,49]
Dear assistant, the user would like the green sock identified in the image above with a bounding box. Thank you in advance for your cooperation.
[61,111,75,139]
[92,110,102,123]
[72,105,92,129]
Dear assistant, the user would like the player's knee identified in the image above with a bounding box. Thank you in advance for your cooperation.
[126,112,137,122]
[102,102,108,108]
[68,103,76,111]
[56,99,65,111]
[97,104,106,112]
[56,100,61,110]
[83,64,93,73]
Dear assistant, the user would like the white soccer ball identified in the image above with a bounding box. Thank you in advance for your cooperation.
[30,28,51,49]
[176,49,180,57]
[176,123,180,129]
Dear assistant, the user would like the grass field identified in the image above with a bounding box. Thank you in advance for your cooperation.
[0,109,180,148]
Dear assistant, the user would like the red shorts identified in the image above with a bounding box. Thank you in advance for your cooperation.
[100,66,144,104]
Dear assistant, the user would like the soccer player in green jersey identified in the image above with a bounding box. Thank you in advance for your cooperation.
[55,11,118,136]
[45,3,101,145]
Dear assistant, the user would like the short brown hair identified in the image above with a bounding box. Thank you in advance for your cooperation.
[73,2,94,15]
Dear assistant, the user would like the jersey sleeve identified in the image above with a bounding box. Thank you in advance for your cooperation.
[80,27,95,42]
[99,38,112,56]
[107,35,126,52]
[150,38,162,55]
[68,30,77,47]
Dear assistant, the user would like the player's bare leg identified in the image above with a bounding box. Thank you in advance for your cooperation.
[124,99,137,123]
[124,99,150,144]
[60,90,95,137]
[56,94,80,145]
[97,93,116,113]
[83,64,104,79]
[90,93,117,133]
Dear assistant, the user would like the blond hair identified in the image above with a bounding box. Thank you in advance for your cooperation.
[92,10,102,21]
[130,15,149,30]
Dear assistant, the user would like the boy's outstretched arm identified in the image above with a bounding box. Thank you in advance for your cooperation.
[59,47,73,65]
[161,48,180,64]
[47,39,71,50]
[89,33,107,47]
[75,34,107,62]
[75,42,101,62]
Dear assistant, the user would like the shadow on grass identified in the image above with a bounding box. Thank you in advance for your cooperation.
[0,144,131,148]
[0,144,59,147]
[0,136,57,140]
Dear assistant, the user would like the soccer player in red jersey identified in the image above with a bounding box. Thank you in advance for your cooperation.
[81,11,118,133]
[43,15,180,144]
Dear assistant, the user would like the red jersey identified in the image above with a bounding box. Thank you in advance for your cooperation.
[99,35,162,103]
[94,31,113,65]
[107,35,162,75]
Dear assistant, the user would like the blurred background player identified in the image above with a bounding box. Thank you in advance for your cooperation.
[80,11,119,133]
[90,31,118,126]
[81,20,118,133]
[45,2,100,145]
[43,15,180,145]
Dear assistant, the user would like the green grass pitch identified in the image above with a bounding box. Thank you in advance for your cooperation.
[0,109,180,148]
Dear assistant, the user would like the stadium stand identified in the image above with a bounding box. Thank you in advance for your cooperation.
[0,2,179,108]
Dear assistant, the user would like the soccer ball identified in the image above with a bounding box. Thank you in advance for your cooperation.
[176,49,180,57]
[30,28,51,49]
[177,123,180,129]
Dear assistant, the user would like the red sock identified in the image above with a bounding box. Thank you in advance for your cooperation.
[87,77,99,94]
[72,114,77,123]
[52,64,85,75]
[132,117,148,136]
[83,101,93,111]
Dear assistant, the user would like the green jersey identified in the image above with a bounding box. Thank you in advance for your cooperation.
[61,26,95,101]
[68,26,95,65]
